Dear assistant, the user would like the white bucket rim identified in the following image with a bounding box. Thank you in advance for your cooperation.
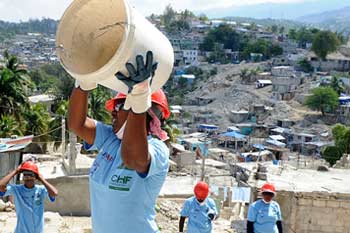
[56,0,135,81]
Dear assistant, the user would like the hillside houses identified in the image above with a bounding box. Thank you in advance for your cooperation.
[0,33,57,68]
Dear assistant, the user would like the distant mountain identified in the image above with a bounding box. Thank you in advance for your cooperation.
[298,6,350,23]
[0,19,58,35]
[222,17,304,30]
[297,6,350,35]
[201,0,350,20]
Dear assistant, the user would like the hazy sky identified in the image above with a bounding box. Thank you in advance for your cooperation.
[0,0,310,22]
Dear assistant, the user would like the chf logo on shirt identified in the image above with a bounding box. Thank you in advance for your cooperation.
[109,174,133,191]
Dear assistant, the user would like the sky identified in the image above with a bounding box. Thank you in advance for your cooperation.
[0,0,311,22]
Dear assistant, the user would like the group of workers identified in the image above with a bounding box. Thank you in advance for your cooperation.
[0,51,283,233]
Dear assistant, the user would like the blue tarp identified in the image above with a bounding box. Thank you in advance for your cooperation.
[198,124,219,131]
[220,131,246,139]
[339,94,350,105]
[174,69,185,75]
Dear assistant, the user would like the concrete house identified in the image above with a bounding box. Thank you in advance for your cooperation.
[272,76,301,101]
[308,51,350,72]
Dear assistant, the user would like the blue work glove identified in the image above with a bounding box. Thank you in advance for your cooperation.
[115,51,158,114]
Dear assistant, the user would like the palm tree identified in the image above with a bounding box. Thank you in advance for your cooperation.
[88,88,112,123]
[0,51,32,119]
[23,104,51,151]
[0,115,23,138]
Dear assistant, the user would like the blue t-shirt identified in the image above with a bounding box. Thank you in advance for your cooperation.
[180,196,218,233]
[247,199,282,233]
[85,121,169,233]
[1,184,54,233]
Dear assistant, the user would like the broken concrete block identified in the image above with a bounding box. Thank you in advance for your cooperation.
[0,200,6,211]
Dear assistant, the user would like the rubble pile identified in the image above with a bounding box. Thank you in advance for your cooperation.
[0,200,15,212]
[156,199,182,233]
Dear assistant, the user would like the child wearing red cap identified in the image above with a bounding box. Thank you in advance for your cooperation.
[179,181,218,233]
[0,161,58,233]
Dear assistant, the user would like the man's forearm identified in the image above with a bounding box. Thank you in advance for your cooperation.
[121,111,149,173]
[179,216,186,232]
[40,177,58,197]
[68,87,96,145]
[68,88,89,131]
[0,170,18,192]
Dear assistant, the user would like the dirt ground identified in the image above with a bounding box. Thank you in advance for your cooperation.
[0,199,234,233]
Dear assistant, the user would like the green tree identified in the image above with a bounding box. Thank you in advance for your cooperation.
[312,31,340,60]
[23,103,52,153]
[199,25,243,52]
[330,76,345,95]
[198,14,209,22]
[297,58,313,73]
[271,25,278,34]
[332,124,350,155]
[0,115,23,137]
[199,36,215,51]
[29,69,58,93]
[322,146,343,166]
[36,63,75,99]
[161,4,176,27]
[296,27,314,48]
[177,76,188,88]
[305,87,339,116]
[168,20,190,32]
[288,29,297,40]
[180,9,195,21]
[279,26,285,34]
[23,103,51,140]
[88,87,112,123]
[336,32,346,45]
[248,23,258,31]
[242,39,283,60]
[208,43,228,64]
[0,51,32,119]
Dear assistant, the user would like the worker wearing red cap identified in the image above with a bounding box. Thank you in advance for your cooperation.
[68,51,170,233]
[247,183,283,233]
[0,161,58,233]
[179,182,218,233]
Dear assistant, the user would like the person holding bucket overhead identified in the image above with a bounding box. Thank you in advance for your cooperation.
[179,182,218,233]
[68,50,170,233]
[247,183,283,233]
[0,161,58,233]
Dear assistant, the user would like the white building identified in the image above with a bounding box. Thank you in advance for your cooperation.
[182,50,198,65]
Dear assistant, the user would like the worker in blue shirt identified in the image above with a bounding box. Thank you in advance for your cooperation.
[247,183,283,233]
[68,51,171,233]
[0,161,58,233]
[179,182,218,233]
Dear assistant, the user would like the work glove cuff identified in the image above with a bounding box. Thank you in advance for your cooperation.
[75,79,97,91]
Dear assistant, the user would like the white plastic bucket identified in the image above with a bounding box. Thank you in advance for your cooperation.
[56,0,174,94]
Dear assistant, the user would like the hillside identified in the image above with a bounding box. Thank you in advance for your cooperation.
[297,6,350,35]
[181,62,316,131]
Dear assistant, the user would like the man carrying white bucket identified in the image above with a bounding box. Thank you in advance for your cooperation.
[68,51,170,233]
